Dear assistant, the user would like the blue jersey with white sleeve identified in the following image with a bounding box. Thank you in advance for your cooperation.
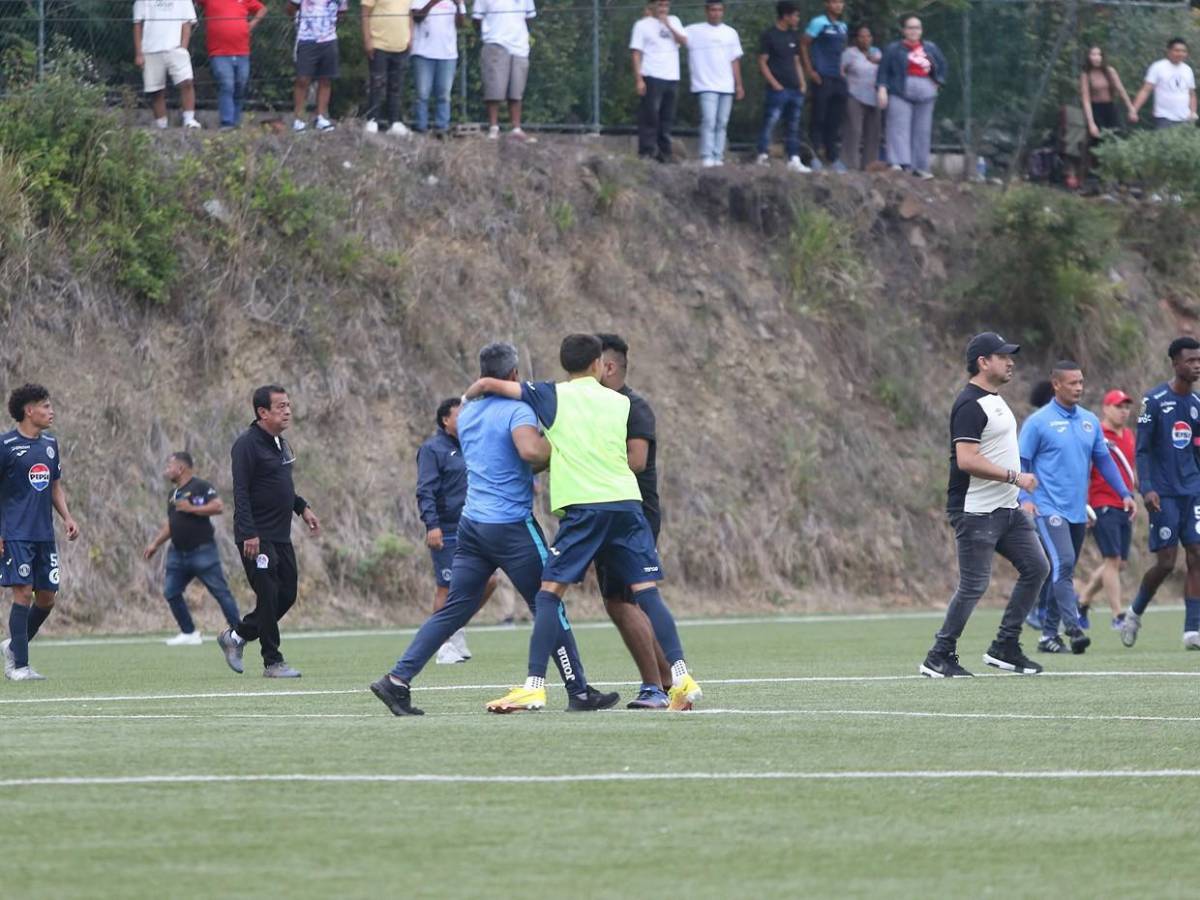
[1135,382,1200,498]
[0,429,62,541]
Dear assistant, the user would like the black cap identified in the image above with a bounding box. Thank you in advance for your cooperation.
[965,332,1020,368]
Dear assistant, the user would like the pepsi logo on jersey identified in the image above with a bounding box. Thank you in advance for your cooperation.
[27,462,51,492]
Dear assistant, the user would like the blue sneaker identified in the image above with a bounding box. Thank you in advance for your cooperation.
[1078,605,1091,630]
[1111,613,1126,631]
[626,686,669,710]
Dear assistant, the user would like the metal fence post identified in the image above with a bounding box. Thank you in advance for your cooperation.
[962,5,973,178]
[37,0,46,79]
[592,0,601,132]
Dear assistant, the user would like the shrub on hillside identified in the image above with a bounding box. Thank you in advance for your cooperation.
[1093,126,1200,202]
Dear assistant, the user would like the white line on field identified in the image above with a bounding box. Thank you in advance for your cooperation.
[1,670,1198,706]
[1,769,1198,788]
[35,606,1187,648]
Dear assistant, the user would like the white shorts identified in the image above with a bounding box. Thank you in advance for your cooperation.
[143,48,194,93]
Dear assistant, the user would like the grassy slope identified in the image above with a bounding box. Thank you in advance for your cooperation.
[3,610,1198,898]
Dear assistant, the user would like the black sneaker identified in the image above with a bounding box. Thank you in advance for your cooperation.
[566,685,621,711]
[983,640,1044,675]
[370,676,424,717]
[1066,628,1091,655]
[919,650,974,678]
[1037,635,1067,654]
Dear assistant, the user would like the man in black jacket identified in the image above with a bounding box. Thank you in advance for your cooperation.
[218,384,320,678]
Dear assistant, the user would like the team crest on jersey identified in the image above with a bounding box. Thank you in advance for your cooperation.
[1172,422,1191,450]
[1192,408,1198,421]
[46,446,55,459]
[1082,421,1094,433]
[27,462,51,492]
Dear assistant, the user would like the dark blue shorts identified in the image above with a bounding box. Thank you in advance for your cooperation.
[429,530,457,588]
[544,505,663,589]
[1092,506,1132,560]
[1148,495,1200,552]
[0,540,60,592]
[596,511,661,600]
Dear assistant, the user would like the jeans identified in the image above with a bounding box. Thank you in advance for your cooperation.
[366,49,409,127]
[886,76,938,172]
[236,540,298,667]
[697,91,733,163]
[412,55,456,131]
[932,508,1050,654]
[637,76,678,159]
[210,55,250,127]
[757,87,804,159]
[163,541,241,632]
[1035,517,1088,637]
[808,75,847,162]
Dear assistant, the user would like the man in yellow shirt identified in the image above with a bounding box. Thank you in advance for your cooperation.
[362,0,413,134]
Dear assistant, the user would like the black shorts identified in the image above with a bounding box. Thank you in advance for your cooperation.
[296,40,339,80]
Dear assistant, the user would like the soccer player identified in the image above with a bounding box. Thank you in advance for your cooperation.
[143,451,242,645]
[920,333,1048,678]
[596,333,673,709]
[370,342,617,715]
[464,333,702,712]
[0,384,80,681]
[1078,390,1138,631]
[217,385,321,677]
[1121,337,1200,650]
[1018,363,1136,655]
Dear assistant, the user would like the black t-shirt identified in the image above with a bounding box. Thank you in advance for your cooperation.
[759,26,802,90]
[168,477,219,551]
[623,385,661,536]
[946,383,1021,515]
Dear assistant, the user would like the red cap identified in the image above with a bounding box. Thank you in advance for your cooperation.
[1103,389,1133,406]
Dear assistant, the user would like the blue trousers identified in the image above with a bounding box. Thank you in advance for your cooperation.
[1035,516,1088,636]
[757,87,805,158]
[163,541,241,631]
[210,55,250,127]
[412,55,456,131]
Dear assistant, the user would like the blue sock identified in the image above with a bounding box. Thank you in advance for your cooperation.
[1185,598,1200,632]
[8,604,31,668]
[166,595,196,633]
[527,591,564,682]
[1132,586,1152,616]
[632,586,684,665]
[27,604,51,640]
[549,624,588,696]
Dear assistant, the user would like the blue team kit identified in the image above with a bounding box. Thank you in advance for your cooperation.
[1136,383,1200,551]
[0,429,62,590]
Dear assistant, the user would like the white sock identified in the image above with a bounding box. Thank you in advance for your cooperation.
[524,676,545,691]
[670,660,689,685]
[181,110,195,123]
[154,117,168,129]
[229,630,245,645]
[388,674,407,687]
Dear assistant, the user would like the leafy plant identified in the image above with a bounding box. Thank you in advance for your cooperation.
[1094,126,1200,203]
[785,200,865,315]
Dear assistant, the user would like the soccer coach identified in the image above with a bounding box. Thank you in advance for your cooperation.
[218,385,320,678]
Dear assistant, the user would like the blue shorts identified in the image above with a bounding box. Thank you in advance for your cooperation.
[1148,495,1200,552]
[1092,506,1132,560]
[543,504,664,589]
[0,540,60,592]
[429,530,457,588]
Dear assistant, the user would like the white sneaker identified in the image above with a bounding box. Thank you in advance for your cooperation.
[787,156,812,173]
[293,118,307,132]
[756,153,770,166]
[701,159,717,168]
[7,665,46,682]
[165,631,203,647]
[315,116,335,132]
[182,117,202,129]
[509,128,537,143]
[364,119,379,134]
[487,125,500,140]
[714,159,725,167]
[435,643,467,664]
[388,121,410,137]
[1184,631,1200,650]
[1,638,14,678]
[449,628,472,660]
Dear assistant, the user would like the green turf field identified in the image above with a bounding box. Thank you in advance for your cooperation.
[2,608,1198,899]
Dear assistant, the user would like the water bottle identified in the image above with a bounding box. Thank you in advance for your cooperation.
[975,156,988,181]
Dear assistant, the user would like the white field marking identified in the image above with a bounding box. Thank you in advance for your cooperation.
[2,671,1199,706]
[37,605,1188,648]
[1,770,1199,789]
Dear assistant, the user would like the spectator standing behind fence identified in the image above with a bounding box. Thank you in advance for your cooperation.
[474,0,537,142]
[133,0,202,129]
[362,0,413,135]
[197,0,267,129]
[800,0,847,172]
[754,1,809,173]
[840,23,880,170]
[289,0,347,132]
[876,15,946,180]
[685,0,743,169]
[1081,46,1133,140]
[630,0,687,163]
[1130,38,1197,130]
[411,0,466,134]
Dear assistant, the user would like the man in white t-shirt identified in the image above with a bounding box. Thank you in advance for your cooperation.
[1130,37,1197,129]
[133,0,201,129]
[684,0,743,167]
[412,0,466,133]
[630,0,687,162]
[473,0,537,142]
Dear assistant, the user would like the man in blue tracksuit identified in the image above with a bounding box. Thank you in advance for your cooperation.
[1019,361,1135,655]
[1121,336,1200,650]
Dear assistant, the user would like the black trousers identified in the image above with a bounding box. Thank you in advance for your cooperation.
[236,540,298,667]
[637,76,678,160]
[366,49,408,127]
[809,75,847,162]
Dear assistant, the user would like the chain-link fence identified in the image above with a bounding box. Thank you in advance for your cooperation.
[0,0,1197,164]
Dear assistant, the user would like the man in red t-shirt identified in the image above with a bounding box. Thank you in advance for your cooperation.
[197,0,267,128]
[1080,389,1138,629]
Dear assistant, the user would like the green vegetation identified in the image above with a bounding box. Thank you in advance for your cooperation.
[785,199,865,316]
[1094,126,1200,203]
[6,612,1198,897]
